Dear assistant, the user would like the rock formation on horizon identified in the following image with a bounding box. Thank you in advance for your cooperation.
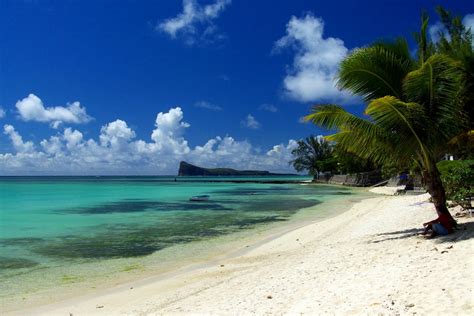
[178,161,289,176]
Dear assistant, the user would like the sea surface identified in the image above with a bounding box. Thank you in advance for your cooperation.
[0,176,368,310]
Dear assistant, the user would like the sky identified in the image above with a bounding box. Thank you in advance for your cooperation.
[1,0,473,175]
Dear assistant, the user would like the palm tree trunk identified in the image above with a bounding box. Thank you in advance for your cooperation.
[423,163,454,221]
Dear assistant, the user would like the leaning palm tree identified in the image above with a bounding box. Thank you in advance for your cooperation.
[305,35,469,219]
[432,7,474,157]
[290,136,333,179]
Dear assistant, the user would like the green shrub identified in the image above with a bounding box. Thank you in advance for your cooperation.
[438,160,474,206]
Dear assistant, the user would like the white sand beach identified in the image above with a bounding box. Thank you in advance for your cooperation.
[12,192,474,315]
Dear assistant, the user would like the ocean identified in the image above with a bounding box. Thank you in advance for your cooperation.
[0,176,368,310]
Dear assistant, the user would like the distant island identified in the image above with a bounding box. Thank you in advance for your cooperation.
[178,161,293,176]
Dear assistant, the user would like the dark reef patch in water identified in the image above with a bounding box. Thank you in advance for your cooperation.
[0,237,45,247]
[30,196,320,259]
[211,186,294,196]
[33,206,312,259]
[241,199,319,212]
[61,200,233,214]
[317,191,352,195]
[235,216,287,228]
[0,257,39,270]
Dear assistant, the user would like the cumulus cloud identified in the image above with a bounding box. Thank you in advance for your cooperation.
[274,13,353,103]
[157,0,231,45]
[0,107,299,175]
[429,14,474,46]
[150,107,190,155]
[464,14,474,30]
[266,139,298,163]
[194,101,222,111]
[241,114,260,129]
[259,104,278,112]
[100,120,136,149]
[64,128,83,149]
[15,94,93,128]
[463,14,474,45]
[3,124,35,153]
[0,107,5,119]
[428,21,449,43]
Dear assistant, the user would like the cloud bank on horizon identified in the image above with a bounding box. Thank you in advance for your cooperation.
[1,95,297,175]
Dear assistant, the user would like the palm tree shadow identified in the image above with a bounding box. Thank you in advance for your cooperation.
[369,220,474,244]
[370,228,424,243]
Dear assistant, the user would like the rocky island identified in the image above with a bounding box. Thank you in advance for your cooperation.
[178,161,290,176]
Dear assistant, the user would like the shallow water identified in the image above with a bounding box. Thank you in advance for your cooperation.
[0,176,364,309]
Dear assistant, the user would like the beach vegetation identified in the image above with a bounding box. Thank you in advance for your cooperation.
[290,136,373,178]
[290,136,333,179]
[438,160,474,206]
[305,7,472,219]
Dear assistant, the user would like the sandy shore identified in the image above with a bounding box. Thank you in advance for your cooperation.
[12,192,474,315]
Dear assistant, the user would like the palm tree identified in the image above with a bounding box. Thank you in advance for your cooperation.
[305,34,469,219]
[432,7,474,157]
[290,136,333,179]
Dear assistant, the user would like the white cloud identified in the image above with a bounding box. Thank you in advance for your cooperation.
[259,103,278,112]
[464,14,474,31]
[40,136,63,156]
[428,21,449,43]
[64,128,83,149]
[194,101,222,111]
[150,107,190,155]
[429,14,474,46]
[463,14,474,45]
[15,94,93,128]
[157,0,231,45]
[266,139,298,163]
[0,107,5,119]
[274,13,353,103]
[3,124,35,153]
[0,107,299,175]
[100,120,136,149]
[241,114,260,129]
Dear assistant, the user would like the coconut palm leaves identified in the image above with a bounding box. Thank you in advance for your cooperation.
[337,39,415,101]
[307,50,466,169]
[306,35,469,216]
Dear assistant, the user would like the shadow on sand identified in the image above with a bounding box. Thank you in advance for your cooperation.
[369,219,474,244]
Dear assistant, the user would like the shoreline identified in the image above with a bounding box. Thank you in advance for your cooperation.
[7,190,474,315]
[2,185,369,313]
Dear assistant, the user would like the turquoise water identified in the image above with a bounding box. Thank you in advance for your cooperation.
[0,176,362,309]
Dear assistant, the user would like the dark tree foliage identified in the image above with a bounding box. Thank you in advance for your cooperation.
[305,8,472,220]
[290,136,333,178]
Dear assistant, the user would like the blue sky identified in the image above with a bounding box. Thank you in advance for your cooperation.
[1,0,473,175]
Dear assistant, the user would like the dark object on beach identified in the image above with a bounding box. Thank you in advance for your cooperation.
[421,213,455,238]
[178,161,293,176]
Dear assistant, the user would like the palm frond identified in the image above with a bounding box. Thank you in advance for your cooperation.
[403,54,467,145]
[306,104,413,167]
[337,41,415,102]
[366,96,431,167]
